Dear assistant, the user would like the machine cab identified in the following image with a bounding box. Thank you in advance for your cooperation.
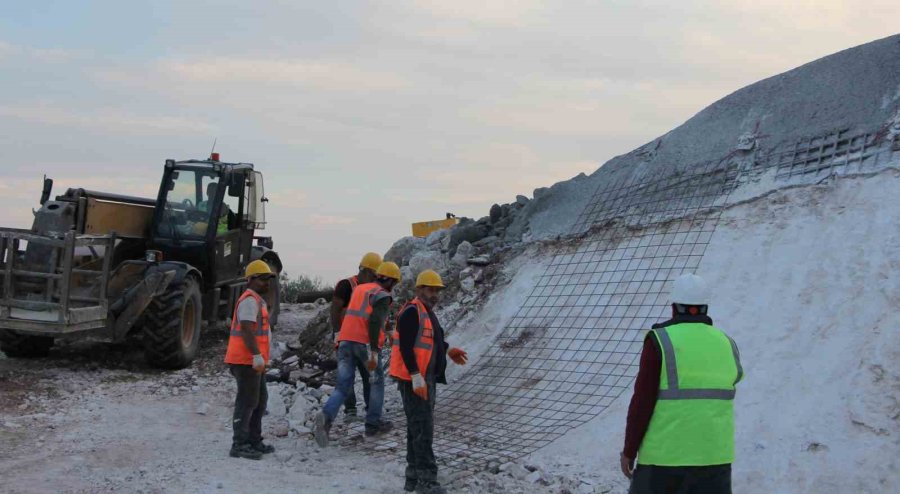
[151,158,266,288]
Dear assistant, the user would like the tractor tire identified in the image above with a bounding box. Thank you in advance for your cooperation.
[0,331,53,358]
[142,276,202,369]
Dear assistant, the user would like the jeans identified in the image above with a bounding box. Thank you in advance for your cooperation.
[230,364,268,446]
[399,379,438,483]
[629,464,732,494]
[322,341,384,426]
[343,356,371,414]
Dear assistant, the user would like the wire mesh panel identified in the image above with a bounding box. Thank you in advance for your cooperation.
[772,129,899,181]
[341,126,900,474]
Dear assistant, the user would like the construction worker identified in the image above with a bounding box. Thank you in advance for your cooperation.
[620,273,743,493]
[329,252,382,420]
[314,261,401,446]
[197,181,230,235]
[390,270,468,494]
[224,260,278,460]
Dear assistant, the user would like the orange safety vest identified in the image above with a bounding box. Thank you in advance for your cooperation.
[337,282,390,348]
[224,290,271,365]
[389,298,434,381]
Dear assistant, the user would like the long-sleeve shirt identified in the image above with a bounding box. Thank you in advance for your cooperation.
[397,303,449,384]
[368,297,391,352]
[622,313,714,460]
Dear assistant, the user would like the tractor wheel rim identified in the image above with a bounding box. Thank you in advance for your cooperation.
[182,298,196,347]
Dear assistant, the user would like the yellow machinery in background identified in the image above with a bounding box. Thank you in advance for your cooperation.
[411,213,459,238]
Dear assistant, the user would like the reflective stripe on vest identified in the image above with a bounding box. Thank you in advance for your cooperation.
[337,282,389,347]
[390,302,433,351]
[638,323,741,466]
[654,327,743,400]
[389,298,435,381]
[224,290,271,365]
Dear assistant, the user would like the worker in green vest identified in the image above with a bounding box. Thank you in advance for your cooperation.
[197,182,230,235]
[620,273,743,494]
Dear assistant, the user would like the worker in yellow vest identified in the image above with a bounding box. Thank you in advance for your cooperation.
[314,262,401,447]
[390,270,468,494]
[621,273,743,493]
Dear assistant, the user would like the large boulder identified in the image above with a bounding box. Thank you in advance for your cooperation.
[449,220,492,255]
[384,236,426,266]
[408,250,449,279]
[425,228,451,252]
[489,204,502,224]
[451,241,474,268]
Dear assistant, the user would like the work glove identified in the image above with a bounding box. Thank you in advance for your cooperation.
[411,373,428,401]
[448,347,468,365]
[367,350,378,372]
[252,354,266,374]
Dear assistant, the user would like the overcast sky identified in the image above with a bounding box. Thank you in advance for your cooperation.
[1,1,897,282]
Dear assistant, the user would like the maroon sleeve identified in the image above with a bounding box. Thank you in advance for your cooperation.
[622,335,661,460]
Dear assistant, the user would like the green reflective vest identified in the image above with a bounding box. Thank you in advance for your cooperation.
[638,322,743,466]
[198,201,230,235]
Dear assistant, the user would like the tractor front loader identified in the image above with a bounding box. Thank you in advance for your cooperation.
[0,156,281,368]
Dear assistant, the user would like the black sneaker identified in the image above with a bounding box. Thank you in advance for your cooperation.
[404,478,417,492]
[415,481,446,494]
[364,419,394,437]
[251,441,275,454]
[229,443,263,460]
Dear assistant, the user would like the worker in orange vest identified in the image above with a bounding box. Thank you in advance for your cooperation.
[315,261,401,447]
[329,252,383,420]
[390,270,468,494]
[224,260,277,460]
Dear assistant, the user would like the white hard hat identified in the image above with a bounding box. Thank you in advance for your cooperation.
[671,273,710,306]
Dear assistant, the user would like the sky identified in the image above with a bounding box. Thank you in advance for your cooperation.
[1,1,897,282]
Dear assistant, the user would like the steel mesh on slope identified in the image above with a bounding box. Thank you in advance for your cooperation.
[337,158,742,472]
[340,127,900,473]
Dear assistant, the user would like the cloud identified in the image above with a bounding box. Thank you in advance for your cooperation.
[0,40,85,63]
[308,214,356,226]
[160,58,412,93]
[0,104,215,135]
[266,188,309,208]
[410,0,545,27]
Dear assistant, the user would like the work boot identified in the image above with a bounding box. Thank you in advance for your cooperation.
[229,443,263,460]
[403,478,417,492]
[314,412,331,447]
[251,441,275,454]
[415,481,446,494]
[364,419,394,437]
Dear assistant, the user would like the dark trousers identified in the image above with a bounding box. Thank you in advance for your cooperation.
[230,364,268,446]
[629,464,732,494]
[343,357,371,414]
[399,380,438,483]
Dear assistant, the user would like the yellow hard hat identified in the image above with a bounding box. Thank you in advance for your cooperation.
[245,260,275,279]
[359,252,383,271]
[416,269,445,288]
[375,261,401,281]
